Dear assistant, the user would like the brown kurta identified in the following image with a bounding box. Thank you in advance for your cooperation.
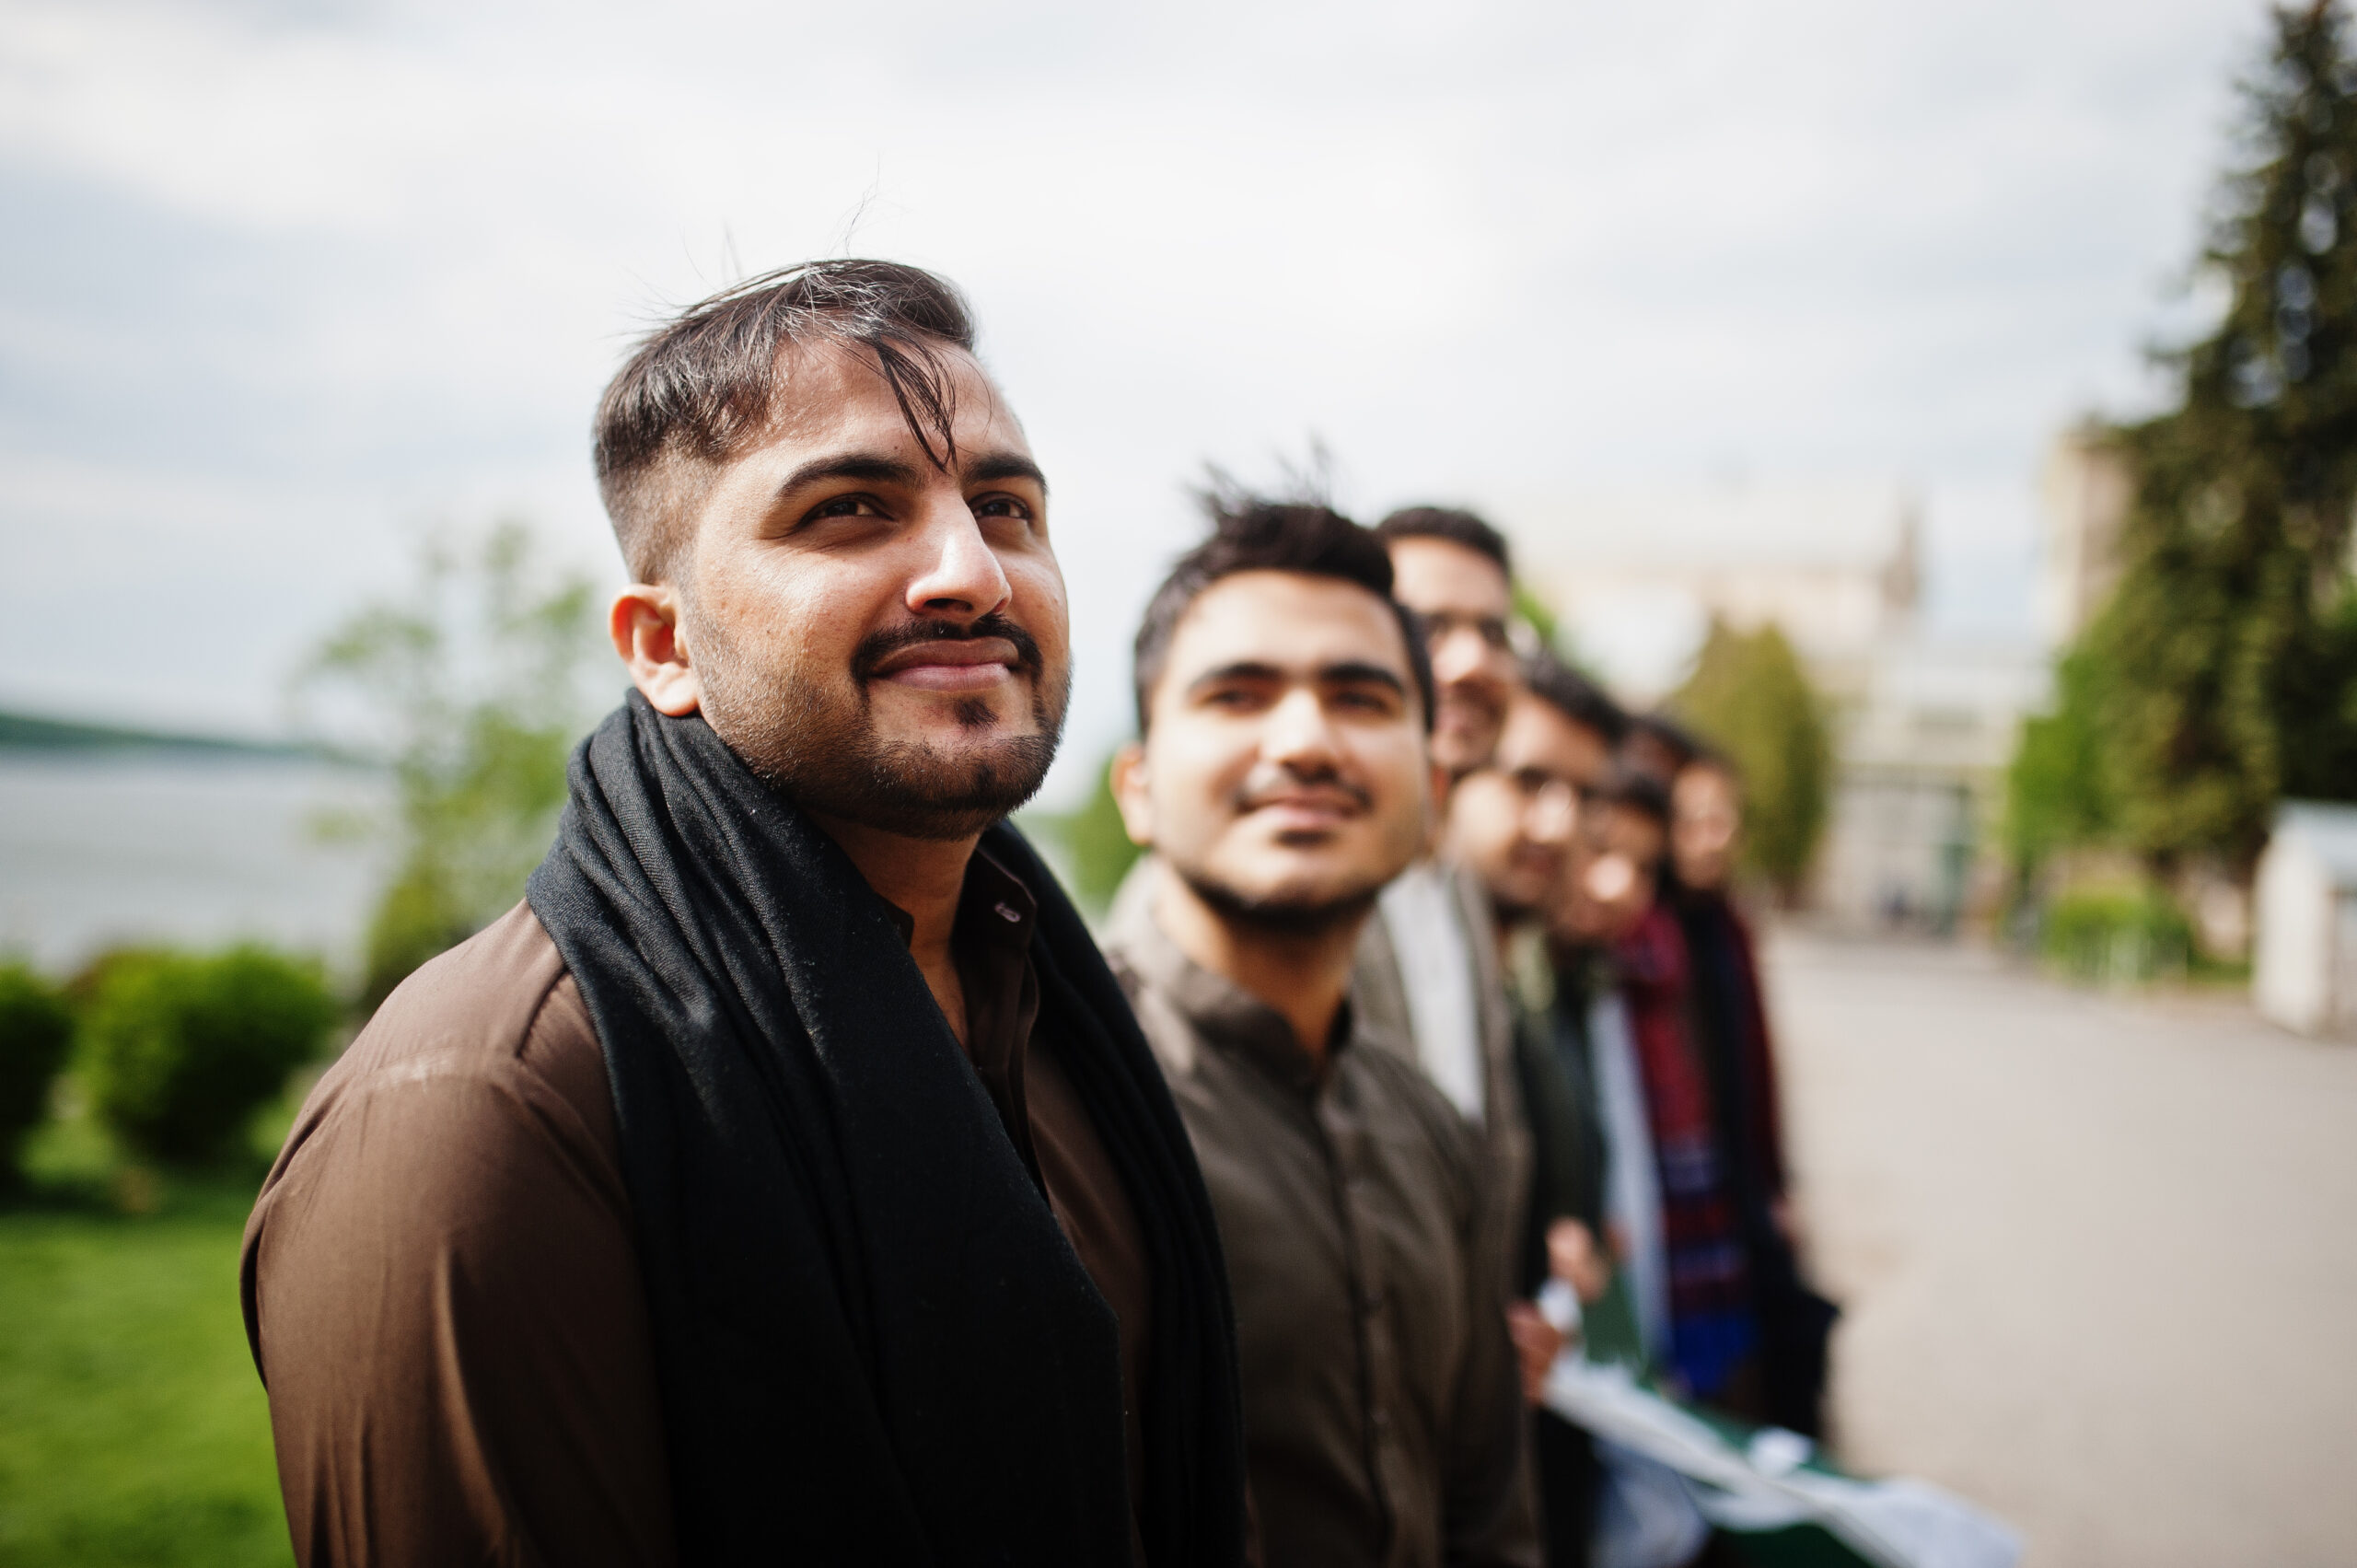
[1107,896,1538,1568]
[241,850,1155,1567]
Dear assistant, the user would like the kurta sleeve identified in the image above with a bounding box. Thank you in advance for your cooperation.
[1442,1135,1544,1568]
[241,947,675,1568]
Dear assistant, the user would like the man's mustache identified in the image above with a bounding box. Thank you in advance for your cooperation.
[1232,763,1372,815]
[850,613,1047,684]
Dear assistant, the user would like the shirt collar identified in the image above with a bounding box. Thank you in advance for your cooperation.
[878,842,1039,954]
[1109,869,1350,1097]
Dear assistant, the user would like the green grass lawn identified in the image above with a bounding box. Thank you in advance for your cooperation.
[0,1113,294,1566]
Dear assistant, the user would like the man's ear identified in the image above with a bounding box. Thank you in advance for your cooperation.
[1420,754,1452,858]
[1430,754,1460,857]
[1109,740,1154,848]
[611,586,702,717]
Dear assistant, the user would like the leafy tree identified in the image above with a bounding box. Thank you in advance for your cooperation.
[298,522,608,1009]
[2003,646,2119,879]
[2084,2,2357,867]
[1668,619,1831,900]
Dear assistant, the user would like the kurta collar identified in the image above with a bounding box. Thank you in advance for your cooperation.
[1111,877,1351,1097]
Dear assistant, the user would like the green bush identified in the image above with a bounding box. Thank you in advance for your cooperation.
[2040,889,2193,985]
[0,963,75,1186]
[82,947,338,1165]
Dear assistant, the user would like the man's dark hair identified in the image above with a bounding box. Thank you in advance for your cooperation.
[1596,764,1672,830]
[1522,653,1629,747]
[594,260,978,582]
[1372,505,1513,578]
[1132,497,1436,735]
[1623,711,1708,782]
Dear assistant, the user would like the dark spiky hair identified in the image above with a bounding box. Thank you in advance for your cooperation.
[1372,505,1513,577]
[1522,652,1630,746]
[1132,494,1436,735]
[593,259,978,582]
[1596,764,1672,830]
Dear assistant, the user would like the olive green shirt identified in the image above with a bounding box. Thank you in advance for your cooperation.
[1108,896,1538,1568]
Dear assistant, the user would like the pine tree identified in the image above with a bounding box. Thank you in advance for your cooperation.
[2091,1,2357,866]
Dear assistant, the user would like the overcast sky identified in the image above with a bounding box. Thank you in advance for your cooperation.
[0,0,2268,804]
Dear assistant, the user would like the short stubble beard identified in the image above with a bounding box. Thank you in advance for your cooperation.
[1174,865,1384,941]
[692,606,1071,842]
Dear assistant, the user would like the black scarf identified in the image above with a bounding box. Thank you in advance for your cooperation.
[527,693,1246,1566]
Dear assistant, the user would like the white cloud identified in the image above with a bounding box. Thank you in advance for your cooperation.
[0,0,2269,800]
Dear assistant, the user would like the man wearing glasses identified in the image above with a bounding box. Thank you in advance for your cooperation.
[1446,657,1630,1564]
[1353,507,1541,1384]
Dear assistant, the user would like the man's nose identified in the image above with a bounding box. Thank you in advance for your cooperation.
[902,498,1012,622]
[1527,781,1578,846]
[1261,687,1344,768]
[1429,624,1492,685]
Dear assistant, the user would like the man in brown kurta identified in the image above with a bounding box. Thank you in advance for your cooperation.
[1098,496,1538,1568]
[241,853,1155,1563]
[240,260,1248,1567]
[1111,900,1532,1568]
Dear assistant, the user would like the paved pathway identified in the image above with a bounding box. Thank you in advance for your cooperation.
[1765,931,2357,1568]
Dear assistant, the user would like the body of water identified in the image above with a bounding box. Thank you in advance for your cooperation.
[0,751,392,975]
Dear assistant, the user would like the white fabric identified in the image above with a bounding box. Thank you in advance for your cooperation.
[1591,1438,1713,1568]
[1587,992,1669,1364]
[1376,861,1486,1125]
[1547,1356,2023,1568]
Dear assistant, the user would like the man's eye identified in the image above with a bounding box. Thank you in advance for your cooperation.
[1333,690,1393,714]
[973,494,1034,522]
[807,494,886,522]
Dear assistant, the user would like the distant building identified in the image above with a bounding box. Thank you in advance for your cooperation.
[1501,481,1920,705]
[2036,422,2134,648]
[1493,481,2044,929]
[2253,802,2357,1039]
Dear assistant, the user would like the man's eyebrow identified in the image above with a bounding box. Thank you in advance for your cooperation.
[1318,660,1409,695]
[1186,660,1287,694]
[772,452,928,501]
[1183,659,1409,696]
[964,451,1050,495]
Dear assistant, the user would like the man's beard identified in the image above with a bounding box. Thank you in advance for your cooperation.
[1168,762,1402,938]
[1174,865,1384,940]
[693,608,1070,842]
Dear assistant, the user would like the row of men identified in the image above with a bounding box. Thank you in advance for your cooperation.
[238,258,1825,1568]
[1104,495,1832,1568]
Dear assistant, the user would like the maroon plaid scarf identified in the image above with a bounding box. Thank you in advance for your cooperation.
[1614,903,1756,1398]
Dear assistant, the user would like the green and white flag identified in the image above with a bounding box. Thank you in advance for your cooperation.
[1542,1354,2020,1568]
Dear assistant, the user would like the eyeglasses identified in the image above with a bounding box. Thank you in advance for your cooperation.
[1416,609,1515,654]
[1476,767,1580,837]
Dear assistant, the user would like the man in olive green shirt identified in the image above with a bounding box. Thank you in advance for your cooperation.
[1104,496,1538,1568]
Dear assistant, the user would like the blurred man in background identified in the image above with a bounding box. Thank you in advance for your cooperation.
[1446,655,1628,1566]
[1445,658,1622,1317]
[1537,770,1736,1406]
[1591,770,1759,1412]
[1618,714,1700,793]
[1667,749,1835,1438]
[1107,498,1538,1568]
[1354,507,1533,1327]
[241,261,1248,1567]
